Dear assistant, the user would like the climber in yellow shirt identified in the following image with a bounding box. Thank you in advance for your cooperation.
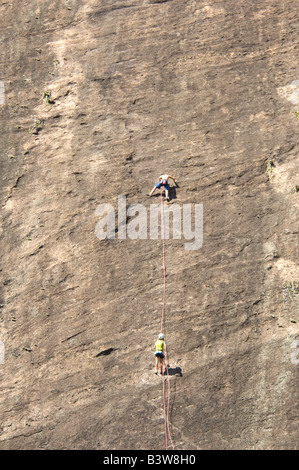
[154,333,167,375]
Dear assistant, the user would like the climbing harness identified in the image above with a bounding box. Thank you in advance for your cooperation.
[159,190,175,451]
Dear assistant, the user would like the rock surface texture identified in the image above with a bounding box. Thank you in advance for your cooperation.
[0,0,298,450]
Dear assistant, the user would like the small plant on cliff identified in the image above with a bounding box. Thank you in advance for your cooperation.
[283,281,297,306]
[295,110,299,119]
[266,158,275,178]
[42,91,54,105]
[30,119,44,135]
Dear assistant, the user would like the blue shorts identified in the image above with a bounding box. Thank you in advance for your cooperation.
[155,180,169,190]
[155,351,164,359]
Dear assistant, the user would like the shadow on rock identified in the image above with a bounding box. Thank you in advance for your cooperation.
[166,366,182,376]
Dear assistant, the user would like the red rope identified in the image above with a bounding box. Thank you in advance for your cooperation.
[162,355,175,450]
[162,366,168,449]
[160,190,166,334]
[160,191,175,450]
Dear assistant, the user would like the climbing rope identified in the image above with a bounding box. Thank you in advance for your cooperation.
[160,190,175,450]
[160,190,166,334]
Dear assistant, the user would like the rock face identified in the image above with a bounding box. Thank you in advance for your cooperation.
[0,0,298,450]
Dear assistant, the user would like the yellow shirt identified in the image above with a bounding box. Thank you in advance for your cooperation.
[155,340,164,352]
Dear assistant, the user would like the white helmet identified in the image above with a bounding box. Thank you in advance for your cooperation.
[158,333,164,340]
